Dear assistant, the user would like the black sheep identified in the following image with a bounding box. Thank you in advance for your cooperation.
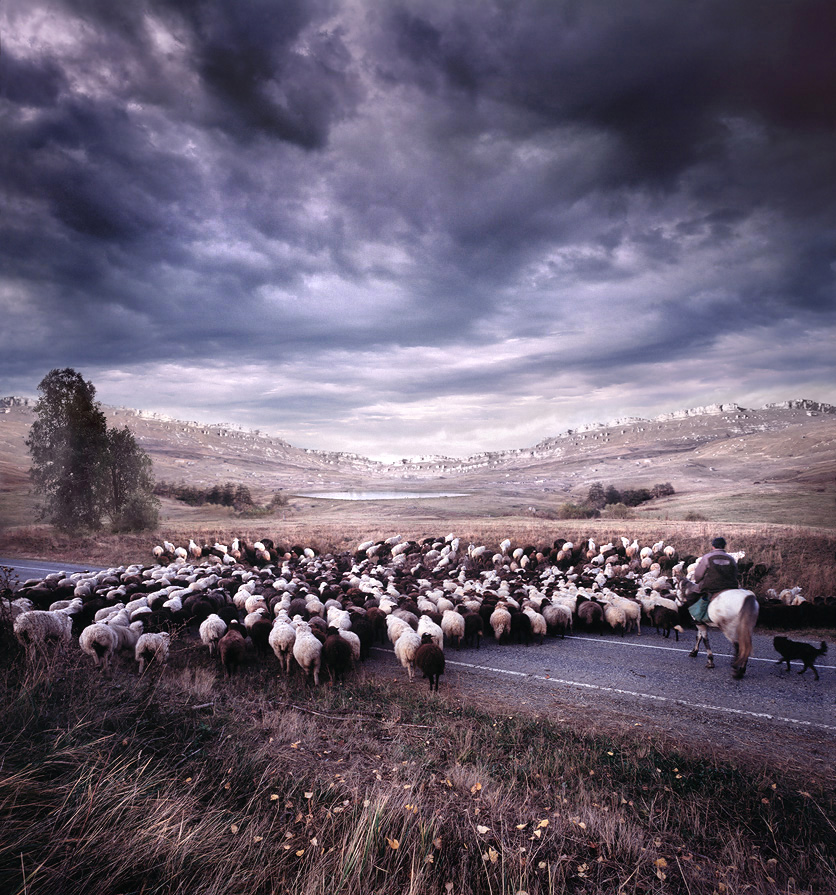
[323,627,353,684]
[414,633,445,692]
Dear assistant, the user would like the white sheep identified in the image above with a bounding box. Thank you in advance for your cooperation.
[269,617,297,673]
[79,623,119,675]
[292,620,322,685]
[386,614,412,645]
[394,629,422,681]
[440,609,465,649]
[610,597,641,634]
[603,603,628,635]
[339,629,361,664]
[14,609,73,654]
[522,607,547,643]
[542,602,573,637]
[489,604,512,643]
[135,632,171,674]
[199,614,227,656]
[417,615,444,650]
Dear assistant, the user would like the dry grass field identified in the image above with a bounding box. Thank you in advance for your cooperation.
[1,635,835,895]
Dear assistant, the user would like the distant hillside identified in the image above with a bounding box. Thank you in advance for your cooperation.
[2,396,835,528]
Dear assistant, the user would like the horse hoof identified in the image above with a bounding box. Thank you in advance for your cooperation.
[706,660,715,669]
[688,650,698,658]
[732,667,745,679]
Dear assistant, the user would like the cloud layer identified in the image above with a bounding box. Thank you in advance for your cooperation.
[2,0,834,459]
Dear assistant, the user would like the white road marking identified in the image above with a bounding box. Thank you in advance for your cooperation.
[372,645,836,734]
[567,634,836,670]
[443,657,836,733]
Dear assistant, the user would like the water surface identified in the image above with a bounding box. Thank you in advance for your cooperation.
[296,490,469,501]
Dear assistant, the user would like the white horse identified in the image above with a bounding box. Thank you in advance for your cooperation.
[676,580,759,678]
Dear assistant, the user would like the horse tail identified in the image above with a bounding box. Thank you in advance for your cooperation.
[733,591,759,677]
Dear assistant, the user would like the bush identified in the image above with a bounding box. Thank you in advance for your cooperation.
[600,502,634,519]
[556,502,600,519]
[685,511,708,521]
[111,492,160,532]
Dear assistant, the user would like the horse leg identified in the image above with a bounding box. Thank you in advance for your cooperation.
[689,626,704,658]
[703,633,714,669]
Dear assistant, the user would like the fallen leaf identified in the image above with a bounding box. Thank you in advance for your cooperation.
[270,794,279,801]
[445,884,454,893]
[516,823,528,830]
[434,838,443,849]
[477,825,490,834]
[310,837,318,846]
[253,836,263,843]
[296,850,304,857]
[488,848,499,863]
[425,854,434,864]
[363,799,371,808]
[655,858,668,868]
[471,782,482,794]
[387,838,400,850]
[230,824,239,834]
[537,819,549,828]
[304,792,314,799]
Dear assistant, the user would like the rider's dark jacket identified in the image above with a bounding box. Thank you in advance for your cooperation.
[693,549,739,596]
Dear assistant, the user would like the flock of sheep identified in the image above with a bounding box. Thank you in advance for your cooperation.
[4,533,829,687]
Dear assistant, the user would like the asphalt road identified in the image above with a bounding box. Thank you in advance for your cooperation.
[372,626,836,736]
[0,557,106,581]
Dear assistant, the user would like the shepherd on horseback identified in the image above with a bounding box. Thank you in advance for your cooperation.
[678,537,759,678]
[685,536,739,622]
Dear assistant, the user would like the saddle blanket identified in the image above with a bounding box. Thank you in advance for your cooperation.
[688,596,711,624]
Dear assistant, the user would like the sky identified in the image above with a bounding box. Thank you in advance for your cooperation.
[1,0,835,462]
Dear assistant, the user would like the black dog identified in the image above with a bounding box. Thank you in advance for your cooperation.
[773,636,828,681]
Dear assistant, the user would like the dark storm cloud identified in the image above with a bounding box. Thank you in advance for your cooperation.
[1,0,834,456]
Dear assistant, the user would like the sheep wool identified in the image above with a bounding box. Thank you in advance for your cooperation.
[14,609,73,652]
[135,632,171,674]
[79,623,120,675]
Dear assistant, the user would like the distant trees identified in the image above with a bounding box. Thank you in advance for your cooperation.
[153,481,285,516]
[564,480,676,518]
[26,369,158,532]
[154,481,254,510]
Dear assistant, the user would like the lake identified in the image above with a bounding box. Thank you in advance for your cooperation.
[296,491,469,501]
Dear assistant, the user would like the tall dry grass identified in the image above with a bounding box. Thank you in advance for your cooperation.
[1,638,834,895]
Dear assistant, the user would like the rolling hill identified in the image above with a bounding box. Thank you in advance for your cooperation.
[1,396,835,529]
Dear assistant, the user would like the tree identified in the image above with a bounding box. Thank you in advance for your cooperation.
[586,481,606,510]
[651,482,676,499]
[26,368,158,532]
[604,484,622,505]
[105,426,159,530]
[27,369,110,531]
